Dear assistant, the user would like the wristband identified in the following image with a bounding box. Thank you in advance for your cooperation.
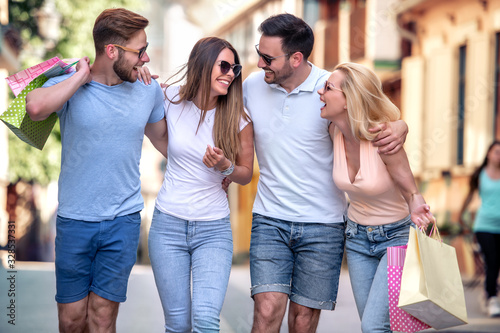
[220,161,234,176]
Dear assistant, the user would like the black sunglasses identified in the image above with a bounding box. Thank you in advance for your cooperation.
[219,60,242,77]
[255,44,289,66]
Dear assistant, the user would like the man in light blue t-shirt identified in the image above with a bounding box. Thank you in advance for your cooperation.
[26,8,167,333]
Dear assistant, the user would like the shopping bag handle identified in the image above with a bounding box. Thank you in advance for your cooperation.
[417,217,441,242]
[57,60,79,75]
[429,217,441,242]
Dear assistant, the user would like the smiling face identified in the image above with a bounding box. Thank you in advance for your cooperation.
[257,35,293,86]
[210,48,237,100]
[113,30,150,83]
[318,70,347,121]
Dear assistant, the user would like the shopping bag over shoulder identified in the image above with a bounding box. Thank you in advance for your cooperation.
[1,58,76,150]
[398,226,468,329]
[5,57,63,97]
[387,245,431,333]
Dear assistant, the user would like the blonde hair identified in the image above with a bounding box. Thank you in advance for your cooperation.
[165,37,248,163]
[334,62,400,141]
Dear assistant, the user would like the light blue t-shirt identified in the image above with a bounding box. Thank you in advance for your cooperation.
[243,64,347,223]
[44,72,165,221]
[473,169,500,234]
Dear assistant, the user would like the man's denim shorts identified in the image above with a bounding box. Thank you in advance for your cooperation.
[55,212,141,303]
[249,213,345,310]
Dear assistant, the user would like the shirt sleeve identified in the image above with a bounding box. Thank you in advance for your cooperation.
[42,72,75,116]
[239,107,251,132]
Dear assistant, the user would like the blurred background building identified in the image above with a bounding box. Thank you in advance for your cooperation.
[0,0,20,251]
[2,0,500,278]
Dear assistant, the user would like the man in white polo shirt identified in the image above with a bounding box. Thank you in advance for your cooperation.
[243,14,408,332]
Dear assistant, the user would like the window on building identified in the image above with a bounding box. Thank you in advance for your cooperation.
[494,32,500,139]
[457,45,466,166]
[303,0,339,27]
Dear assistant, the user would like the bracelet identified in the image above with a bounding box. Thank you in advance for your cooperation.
[220,161,234,176]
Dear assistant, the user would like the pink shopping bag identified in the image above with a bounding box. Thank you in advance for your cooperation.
[5,57,72,96]
[388,245,431,333]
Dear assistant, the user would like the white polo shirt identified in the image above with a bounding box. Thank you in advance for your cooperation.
[243,63,346,223]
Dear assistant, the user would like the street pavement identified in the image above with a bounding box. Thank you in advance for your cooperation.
[0,261,499,332]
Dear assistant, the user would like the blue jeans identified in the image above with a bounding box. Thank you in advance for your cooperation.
[345,216,413,333]
[148,208,233,333]
[250,213,345,310]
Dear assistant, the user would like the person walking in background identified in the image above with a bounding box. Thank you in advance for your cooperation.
[459,140,500,317]
[147,37,254,332]
[243,14,409,333]
[25,8,167,333]
[318,62,434,333]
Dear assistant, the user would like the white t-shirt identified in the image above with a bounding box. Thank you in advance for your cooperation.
[155,85,250,221]
[243,63,347,223]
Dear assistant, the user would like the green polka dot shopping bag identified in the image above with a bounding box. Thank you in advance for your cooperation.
[1,57,77,150]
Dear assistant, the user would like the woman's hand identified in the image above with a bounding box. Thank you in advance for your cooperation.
[411,202,434,229]
[136,66,159,85]
[203,145,231,172]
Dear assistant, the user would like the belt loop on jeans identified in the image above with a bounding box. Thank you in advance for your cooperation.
[378,224,385,237]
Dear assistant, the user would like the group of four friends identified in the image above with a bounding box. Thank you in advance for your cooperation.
[25,7,434,333]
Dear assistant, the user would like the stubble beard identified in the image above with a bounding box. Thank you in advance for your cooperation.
[113,55,136,83]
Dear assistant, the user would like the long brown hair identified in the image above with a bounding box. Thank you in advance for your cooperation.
[469,140,500,192]
[166,37,248,163]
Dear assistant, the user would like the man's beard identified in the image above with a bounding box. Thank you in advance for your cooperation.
[113,55,136,83]
[264,62,293,85]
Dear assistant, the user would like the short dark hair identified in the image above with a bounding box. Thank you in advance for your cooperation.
[259,13,314,60]
[93,8,149,55]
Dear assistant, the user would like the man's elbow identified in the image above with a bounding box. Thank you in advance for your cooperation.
[26,102,47,121]
[26,96,54,121]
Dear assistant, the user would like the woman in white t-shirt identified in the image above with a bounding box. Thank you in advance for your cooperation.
[148,37,254,332]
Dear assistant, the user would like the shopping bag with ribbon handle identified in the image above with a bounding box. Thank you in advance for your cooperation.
[1,57,77,150]
[387,244,431,333]
[398,224,468,329]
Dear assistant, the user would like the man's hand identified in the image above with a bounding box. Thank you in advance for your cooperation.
[221,177,232,194]
[369,120,408,155]
[75,56,92,85]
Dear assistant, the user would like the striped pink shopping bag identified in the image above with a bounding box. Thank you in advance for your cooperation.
[388,245,431,333]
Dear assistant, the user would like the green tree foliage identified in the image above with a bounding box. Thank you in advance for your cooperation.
[6,0,143,185]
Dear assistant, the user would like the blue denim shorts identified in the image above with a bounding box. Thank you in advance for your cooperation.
[55,212,141,303]
[249,213,345,310]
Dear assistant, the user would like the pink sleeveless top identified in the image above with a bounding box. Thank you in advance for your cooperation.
[332,128,409,225]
